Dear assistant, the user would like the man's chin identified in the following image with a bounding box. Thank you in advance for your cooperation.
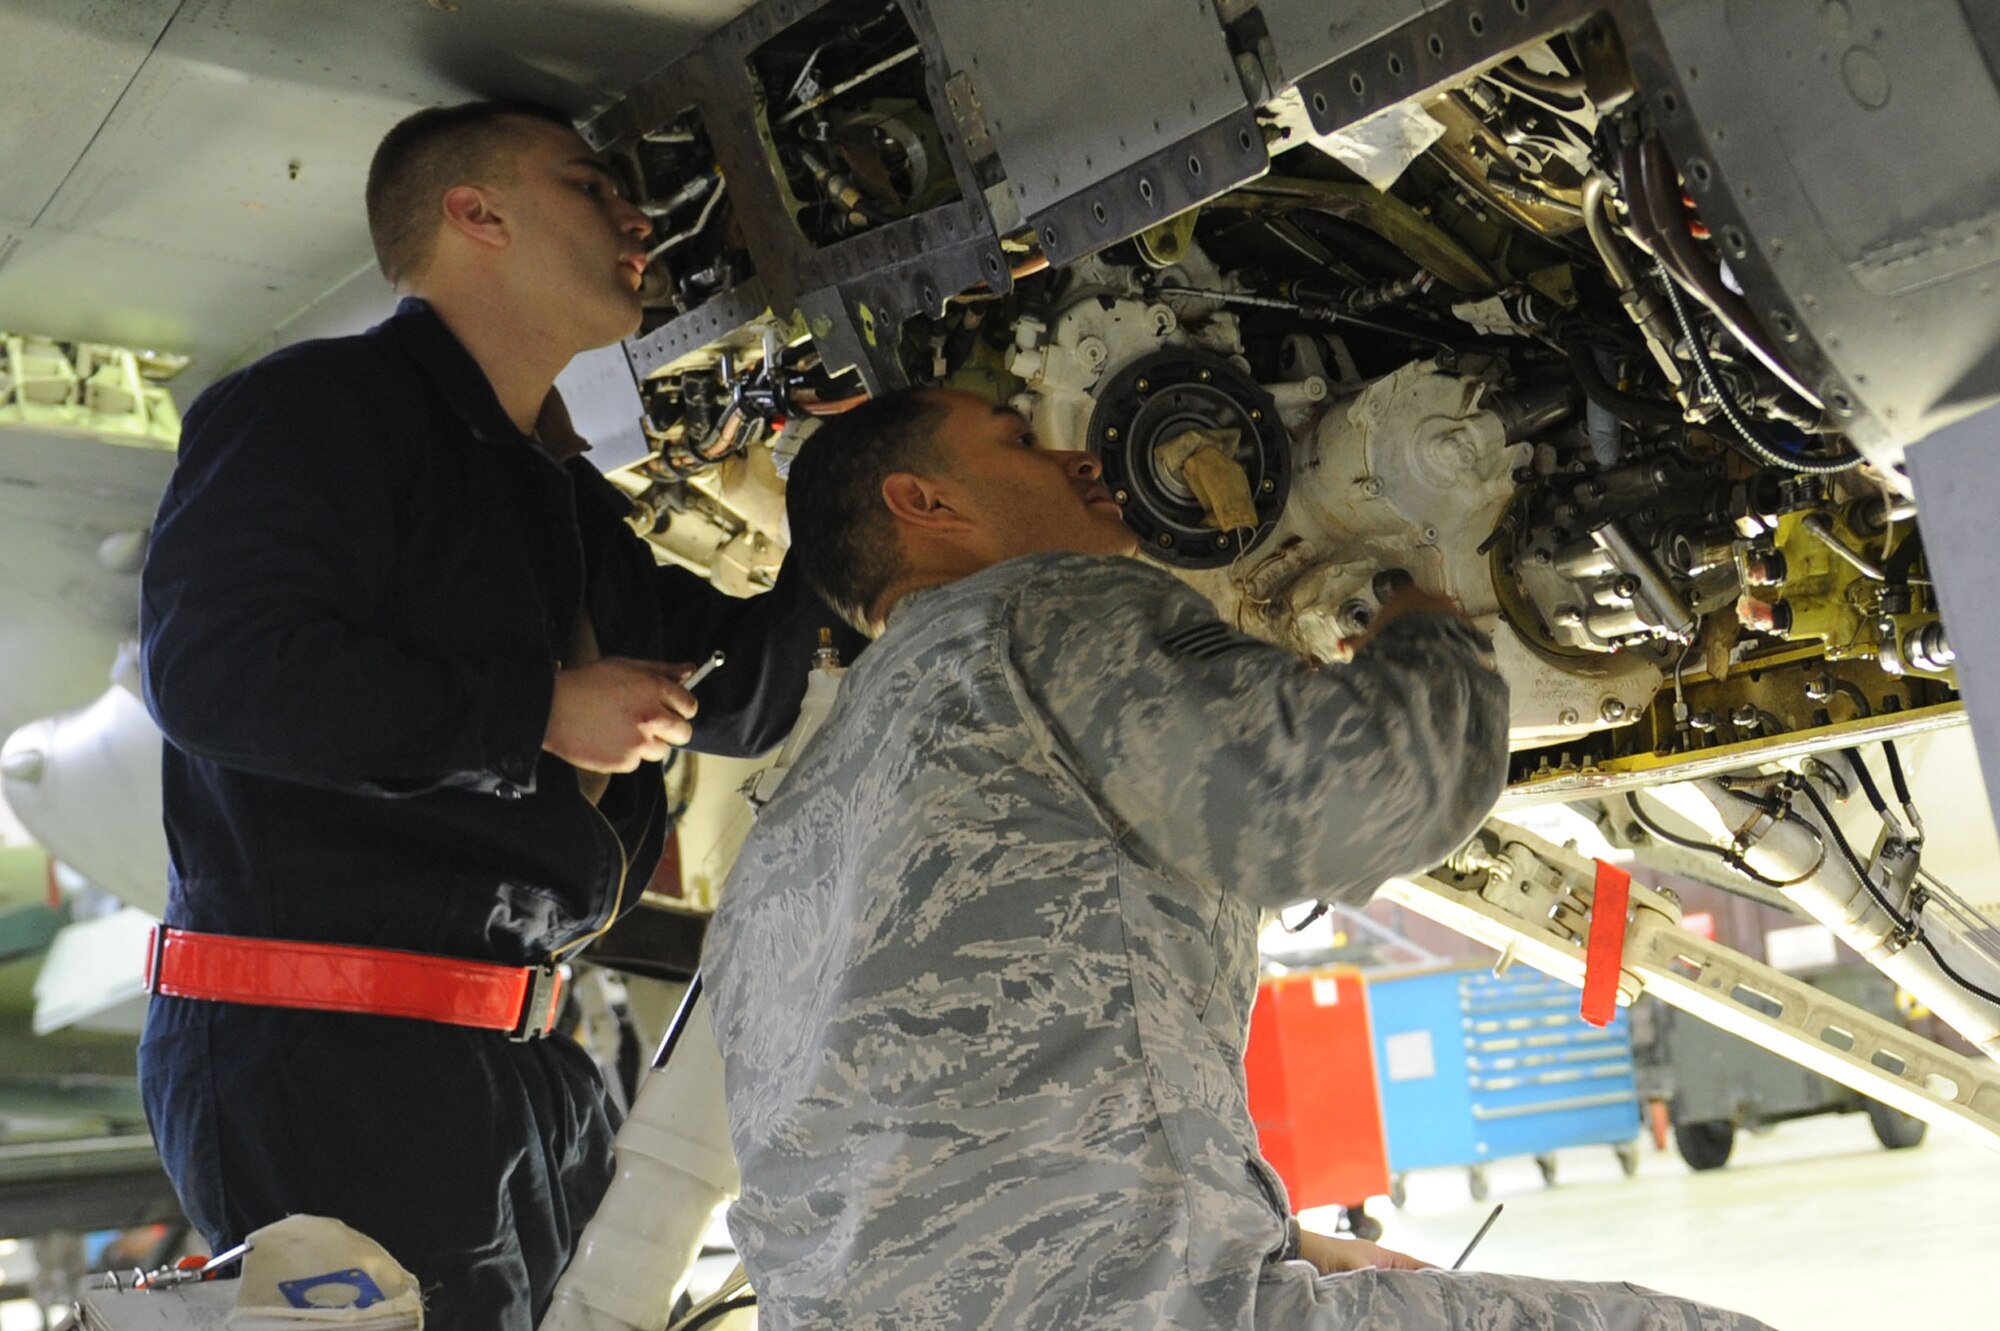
[1071,514,1139,558]
[582,297,645,350]
[1089,508,1140,556]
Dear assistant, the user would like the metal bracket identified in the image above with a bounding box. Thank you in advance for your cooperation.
[1383,819,2000,1150]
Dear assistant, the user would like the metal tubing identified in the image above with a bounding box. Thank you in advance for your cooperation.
[1580,175,1634,292]
[1632,138,1823,408]
[1800,513,1885,580]
[1691,776,2000,1062]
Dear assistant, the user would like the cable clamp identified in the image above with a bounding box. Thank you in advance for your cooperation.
[1728,805,1777,851]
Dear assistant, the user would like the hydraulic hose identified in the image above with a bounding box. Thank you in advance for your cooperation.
[1654,261,1865,475]
[1628,138,1825,409]
[1559,329,1684,428]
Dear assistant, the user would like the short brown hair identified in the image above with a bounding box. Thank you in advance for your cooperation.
[784,391,952,632]
[365,100,574,285]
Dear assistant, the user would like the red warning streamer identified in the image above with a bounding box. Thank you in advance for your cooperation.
[1581,859,1633,1027]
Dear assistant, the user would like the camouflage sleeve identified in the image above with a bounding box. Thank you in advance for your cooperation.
[1001,555,1510,910]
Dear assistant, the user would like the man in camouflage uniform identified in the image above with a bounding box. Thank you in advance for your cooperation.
[706,389,1778,1331]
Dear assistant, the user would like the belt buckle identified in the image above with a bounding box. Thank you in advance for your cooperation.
[144,926,167,994]
[509,963,563,1043]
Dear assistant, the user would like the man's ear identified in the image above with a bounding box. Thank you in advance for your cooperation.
[440,184,508,252]
[881,471,972,531]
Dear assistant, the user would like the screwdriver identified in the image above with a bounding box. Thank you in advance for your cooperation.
[1451,1203,1504,1271]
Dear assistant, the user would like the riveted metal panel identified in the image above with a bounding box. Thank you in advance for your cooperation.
[626,279,778,381]
[1255,0,1431,92]
[1642,0,2000,461]
[1289,0,1609,138]
[589,0,1013,390]
[914,0,1249,223]
[1023,107,1270,268]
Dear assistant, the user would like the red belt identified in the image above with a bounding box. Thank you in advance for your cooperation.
[143,927,566,1042]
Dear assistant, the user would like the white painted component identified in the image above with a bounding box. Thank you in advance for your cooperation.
[1005,241,1658,744]
[1007,250,1244,456]
[1382,818,2000,1151]
[539,995,740,1331]
[1179,363,1660,739]
[1691,774,2000,1062]
[748,655,846,808]
[1,645,167,914]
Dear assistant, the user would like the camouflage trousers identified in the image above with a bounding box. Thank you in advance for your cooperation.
[1257,1265,1779,1330]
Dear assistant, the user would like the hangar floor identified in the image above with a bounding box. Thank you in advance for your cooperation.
[1307,1111,1996,1330]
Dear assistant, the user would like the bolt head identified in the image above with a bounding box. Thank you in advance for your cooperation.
[1249,408,1263,422]
[1198,368,1213,382]
[1260,478,1275,493]
[1114,489,1130,503]
[1216,535,1230,549]
[1136,378,1151,394]
[1105,426,1120,441]
[1558,707,1581,726]
[1156,532,1174,547]
[1599,697,1629,722]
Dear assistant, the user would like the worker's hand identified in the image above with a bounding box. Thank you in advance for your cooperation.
[1341,585,1492,668]
[1296,1228,1435,1274]
[543,657,700,773]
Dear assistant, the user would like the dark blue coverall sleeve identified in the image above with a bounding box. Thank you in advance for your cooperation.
[141,356,554,797]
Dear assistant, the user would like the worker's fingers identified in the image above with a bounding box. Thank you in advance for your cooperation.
[638,711,694,749]
[1295,1231,1434,1275]
[658,681,699,720]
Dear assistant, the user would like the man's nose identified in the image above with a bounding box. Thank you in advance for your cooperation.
[1064,451,1103,481]
[617,197,654,243]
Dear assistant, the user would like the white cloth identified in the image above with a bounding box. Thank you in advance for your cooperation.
[227,1216,423,1329]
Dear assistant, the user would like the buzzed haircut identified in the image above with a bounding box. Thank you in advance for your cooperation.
[785,391,953,633]
[365,99,575,285]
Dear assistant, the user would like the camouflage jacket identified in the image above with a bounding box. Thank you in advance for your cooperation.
[707,552,1510,1330]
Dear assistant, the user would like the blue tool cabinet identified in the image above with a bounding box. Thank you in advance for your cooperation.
[1367,964,1642,1201]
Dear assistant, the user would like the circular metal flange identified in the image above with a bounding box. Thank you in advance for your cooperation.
[1086,349,1290,569]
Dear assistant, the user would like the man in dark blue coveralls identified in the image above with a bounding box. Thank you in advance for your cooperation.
[137,101,851,1329]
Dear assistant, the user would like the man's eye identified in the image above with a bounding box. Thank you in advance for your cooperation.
[1017,432,1038,448]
